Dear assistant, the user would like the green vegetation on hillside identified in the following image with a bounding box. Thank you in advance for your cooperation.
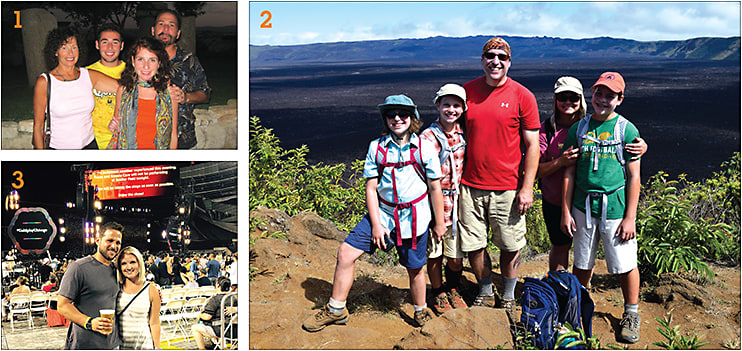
[249,117,741,278]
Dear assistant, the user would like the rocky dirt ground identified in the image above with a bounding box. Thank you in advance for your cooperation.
[249,207,741,349]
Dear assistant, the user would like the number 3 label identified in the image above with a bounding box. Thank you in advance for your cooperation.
[11,171,24,189]
[260,10,272,28]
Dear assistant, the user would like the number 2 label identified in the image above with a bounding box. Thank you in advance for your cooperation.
[260,10,272,28]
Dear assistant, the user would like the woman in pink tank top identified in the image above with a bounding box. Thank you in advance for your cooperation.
[32,27,119,150]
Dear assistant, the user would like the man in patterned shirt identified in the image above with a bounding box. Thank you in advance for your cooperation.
[419,84,468,314]
[87,24,125,149]
[151,9,212,149]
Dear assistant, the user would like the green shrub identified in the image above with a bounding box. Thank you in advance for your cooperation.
[249,116,366,231]
[653,314,709,349]
[636,153,740,280]
[525,186,550,254]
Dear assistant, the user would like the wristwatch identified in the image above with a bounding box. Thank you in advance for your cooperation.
[85,318,93,330]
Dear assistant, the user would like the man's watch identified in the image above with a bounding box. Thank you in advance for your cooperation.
[85,317,93,330]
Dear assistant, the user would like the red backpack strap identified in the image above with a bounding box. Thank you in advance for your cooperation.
[410,138,427,183]
[375,141,388,181]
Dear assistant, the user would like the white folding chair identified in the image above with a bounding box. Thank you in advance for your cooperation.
[169,290,186,302]
[160,291,174,306]
[178,297,206,341]
[159,299,185,345]
[200,286,216,298]
[29,292,49,321]
[8,295,33,331]
[184,288,201,300]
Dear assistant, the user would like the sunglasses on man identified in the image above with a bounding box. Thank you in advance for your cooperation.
[483,52,510,61]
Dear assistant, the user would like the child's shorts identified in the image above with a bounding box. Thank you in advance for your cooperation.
[344,214,428,269]
[458,185,527,252]
[571,207,637,274]
[427,225,464,259]
[543,201,573,246]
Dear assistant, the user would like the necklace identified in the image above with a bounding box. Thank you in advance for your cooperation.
[54,67,79,82]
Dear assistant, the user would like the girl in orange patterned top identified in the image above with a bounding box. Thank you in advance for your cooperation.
[108,37,178,149]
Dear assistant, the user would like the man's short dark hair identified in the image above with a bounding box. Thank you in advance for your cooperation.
[96,24,122,42]
[100,222,124,235]
[154,9,181,30]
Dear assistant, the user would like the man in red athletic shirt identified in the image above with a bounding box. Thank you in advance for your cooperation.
[459,37,540,312]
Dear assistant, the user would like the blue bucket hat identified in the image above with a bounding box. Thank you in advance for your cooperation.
[377,94,420,120]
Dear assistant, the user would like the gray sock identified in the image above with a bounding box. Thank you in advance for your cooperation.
[477,274,493,295]
[624,303,638,314]
[328,297,346,314]
[502,277,517,300]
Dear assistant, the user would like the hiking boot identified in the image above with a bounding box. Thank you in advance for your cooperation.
[414,308,434,327]
[499,298,517,323]
[302,304,349,332]
[619,311,641,343]
[447,289,467,309]
[472,293,496,308]
[432,292,453,314]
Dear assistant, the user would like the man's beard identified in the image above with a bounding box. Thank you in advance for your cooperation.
[157,32,174,45]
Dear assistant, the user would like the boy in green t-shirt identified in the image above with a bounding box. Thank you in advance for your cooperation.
[560,72,641,344]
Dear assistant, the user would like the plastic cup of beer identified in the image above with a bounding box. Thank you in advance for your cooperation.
[100,309,115,335]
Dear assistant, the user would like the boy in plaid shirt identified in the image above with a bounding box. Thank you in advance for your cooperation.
[420,84,468,313]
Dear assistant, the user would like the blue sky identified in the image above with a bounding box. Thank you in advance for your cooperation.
[249,1,740,45]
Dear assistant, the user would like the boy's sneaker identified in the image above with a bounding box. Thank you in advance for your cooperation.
[414,308,434,327]
[432,292,453,314]
[619,311,641,343]
[447,289,467,309]
[302,304,349,332]
[472,293,496,308]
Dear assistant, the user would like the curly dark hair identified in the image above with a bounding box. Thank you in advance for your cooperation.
[118,37,171,93]
[43,27,85,70]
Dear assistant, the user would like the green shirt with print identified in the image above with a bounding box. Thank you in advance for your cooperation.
[562,114,640,219]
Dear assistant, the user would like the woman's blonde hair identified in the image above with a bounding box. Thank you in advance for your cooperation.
[116,246,146,285]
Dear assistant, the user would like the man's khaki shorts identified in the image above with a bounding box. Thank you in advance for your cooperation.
[427,225,465,259]
[458,185,527,252]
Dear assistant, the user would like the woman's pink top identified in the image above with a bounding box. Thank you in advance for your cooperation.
[42,68,95,149]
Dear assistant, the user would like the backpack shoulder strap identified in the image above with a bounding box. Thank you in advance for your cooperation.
[375,139,388,180]
[613,115,628,166]
[576,115,592,150]
[411,137,427,182]
[428,123,449,167]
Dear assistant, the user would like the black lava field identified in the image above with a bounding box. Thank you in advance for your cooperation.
[250,58,740,182]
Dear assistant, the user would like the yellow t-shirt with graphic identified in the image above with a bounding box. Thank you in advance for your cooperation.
[87,61,125,149]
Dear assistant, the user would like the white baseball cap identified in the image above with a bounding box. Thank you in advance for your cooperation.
[433,83,467,111]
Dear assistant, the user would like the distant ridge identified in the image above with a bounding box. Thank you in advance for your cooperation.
[250,35,740,66]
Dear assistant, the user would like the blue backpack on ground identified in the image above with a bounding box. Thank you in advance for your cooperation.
[520,277,560,349]
[542,270,595,338]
